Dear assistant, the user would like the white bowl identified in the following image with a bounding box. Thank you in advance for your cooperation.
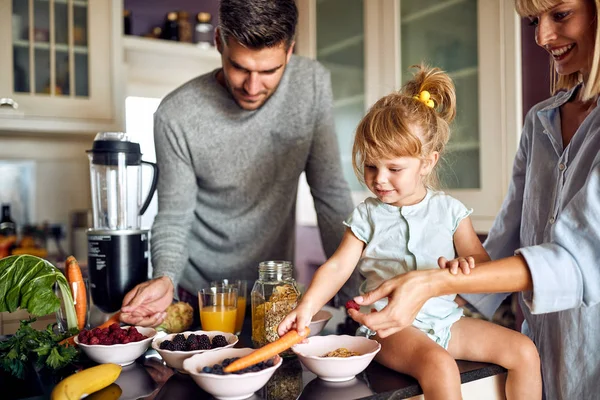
[74,326,157,366]
[308,309,333,337]
[182,347,282,400]
[151,330,238,372]
[292,335,380,382]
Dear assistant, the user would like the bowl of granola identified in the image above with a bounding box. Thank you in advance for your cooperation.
[291,335,380,382]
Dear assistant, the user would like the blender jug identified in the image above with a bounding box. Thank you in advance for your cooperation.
[87,132,158,313]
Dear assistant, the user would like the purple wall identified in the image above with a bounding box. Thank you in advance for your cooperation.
[124,0,220,37]
[521,19,551,118]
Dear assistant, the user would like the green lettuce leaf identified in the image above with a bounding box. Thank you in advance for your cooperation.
[0,255,78,331]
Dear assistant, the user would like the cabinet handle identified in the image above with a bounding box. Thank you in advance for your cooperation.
[0,98,19,109]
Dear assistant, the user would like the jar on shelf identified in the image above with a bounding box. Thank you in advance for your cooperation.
[195,12,214,49]
[251,261,300,355]
[177,10,193,43]
[162,11,179,41]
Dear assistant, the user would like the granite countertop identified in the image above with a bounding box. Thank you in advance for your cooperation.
[2,315,506,400]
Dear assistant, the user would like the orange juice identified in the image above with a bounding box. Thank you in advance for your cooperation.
[200,305,237,333]
[235,296,246,334]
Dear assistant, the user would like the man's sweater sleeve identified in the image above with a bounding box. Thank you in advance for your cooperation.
[305,65,360,304]
[150,114,196,286]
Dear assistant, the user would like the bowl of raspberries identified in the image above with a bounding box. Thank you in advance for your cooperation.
[74,324,156,366]
[151,330,238,372]
[182,347,282,400]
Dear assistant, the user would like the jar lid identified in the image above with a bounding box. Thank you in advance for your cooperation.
[197,12,212,23]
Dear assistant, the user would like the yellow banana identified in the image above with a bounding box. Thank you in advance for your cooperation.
[51,363,122,400]
[84,383,122,400]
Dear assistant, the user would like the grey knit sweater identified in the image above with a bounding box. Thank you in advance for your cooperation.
[151,55,358,301]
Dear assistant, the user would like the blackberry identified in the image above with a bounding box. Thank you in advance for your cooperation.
[171,334,187,351]
[211,334,228,348]
[160,340,176,351]
[197,334,212,350]
[185,334,199,351]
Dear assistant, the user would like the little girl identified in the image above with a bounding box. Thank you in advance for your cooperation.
[278,65,542,400]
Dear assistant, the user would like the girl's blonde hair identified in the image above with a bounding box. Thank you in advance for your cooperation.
[352,64,456,188]
[515,0,600,100]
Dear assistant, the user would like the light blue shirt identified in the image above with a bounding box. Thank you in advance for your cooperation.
[462,84,600,400]
[345,190,471,344]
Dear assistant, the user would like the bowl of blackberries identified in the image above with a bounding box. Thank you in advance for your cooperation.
[151,330,238,372]
[182,347,282,400]
[74,324,157,366]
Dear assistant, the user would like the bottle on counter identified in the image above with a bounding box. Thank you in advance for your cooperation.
[177,10,193,43]
[0,204,17,237]
[123,9,132,35]
[251,260,300,356]
[195,12,214,49]
[162,11,179,41]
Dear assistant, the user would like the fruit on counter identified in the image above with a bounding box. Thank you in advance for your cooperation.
[345,299,360,311]
[50,363,122,400]
[84,383,122,400]
[202,356,276,375]
[77,324,146,345]
[223,327,309,373]
[155,301,194,333]
[0,255,78,331]
[60,312,122,347]
[0,318,78,379]
[159,333,229,351]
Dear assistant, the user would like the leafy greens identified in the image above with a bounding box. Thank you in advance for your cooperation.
[0,319,78,379]
[0,255,78,331]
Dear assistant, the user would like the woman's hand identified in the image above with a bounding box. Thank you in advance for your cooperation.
[277,302,315,338]
[120,276,174,326]
[348,270,436,338]
[438,256,476,275]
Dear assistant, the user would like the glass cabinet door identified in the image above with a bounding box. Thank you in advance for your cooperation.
[12,0,89,98]
[399,0,480,189]
[316,0,365,191]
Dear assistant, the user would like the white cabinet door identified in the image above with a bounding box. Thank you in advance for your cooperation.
[0,0,123,133]
[296,0,521,232]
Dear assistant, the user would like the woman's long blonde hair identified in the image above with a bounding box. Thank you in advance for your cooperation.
[352,64,456,188]
[516,0,600,100]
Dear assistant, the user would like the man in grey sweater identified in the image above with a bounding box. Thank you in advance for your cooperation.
[121,0,357,327]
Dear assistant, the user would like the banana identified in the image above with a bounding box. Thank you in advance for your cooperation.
[85,383,123,400]
[51,363,122,400]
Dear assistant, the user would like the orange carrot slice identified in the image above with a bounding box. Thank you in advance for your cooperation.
[223,327,310,373]
[65,256,87,331]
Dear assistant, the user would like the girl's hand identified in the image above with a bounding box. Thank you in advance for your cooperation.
[277,302,314,337]
[438,256,476,275]
[348,271,434,338]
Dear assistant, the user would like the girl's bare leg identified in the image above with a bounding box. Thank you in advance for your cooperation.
[375,326,462,400]
[447,317,542,400]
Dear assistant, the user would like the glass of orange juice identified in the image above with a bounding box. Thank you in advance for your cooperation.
[198,287,238,333]
[211,280,247,335]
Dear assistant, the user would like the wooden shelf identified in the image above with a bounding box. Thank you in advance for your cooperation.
[37,0,88,6]
[123,35,220,62]
[13,40,88,54]
[401,0,468,24]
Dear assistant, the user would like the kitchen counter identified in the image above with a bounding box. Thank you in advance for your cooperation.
[2,317,506,400]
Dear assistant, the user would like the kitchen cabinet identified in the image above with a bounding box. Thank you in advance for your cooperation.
[0,0,124,133]
[296,0,522,232]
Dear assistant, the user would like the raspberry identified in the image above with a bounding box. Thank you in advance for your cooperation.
[345,300,360,311]
[211,335,228,348]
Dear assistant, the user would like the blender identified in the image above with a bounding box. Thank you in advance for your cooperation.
[87,132,158,313]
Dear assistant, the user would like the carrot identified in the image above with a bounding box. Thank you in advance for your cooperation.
[223,327,310,373]
[59,312,122,347]
[65,256,87,331]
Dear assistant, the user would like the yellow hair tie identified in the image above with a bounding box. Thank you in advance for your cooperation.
[413,90,435,108]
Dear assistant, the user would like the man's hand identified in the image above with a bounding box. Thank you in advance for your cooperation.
[120,276,174,327]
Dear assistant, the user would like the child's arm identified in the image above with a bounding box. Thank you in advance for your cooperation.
[278,228,365,336]
[438,216,491,275]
